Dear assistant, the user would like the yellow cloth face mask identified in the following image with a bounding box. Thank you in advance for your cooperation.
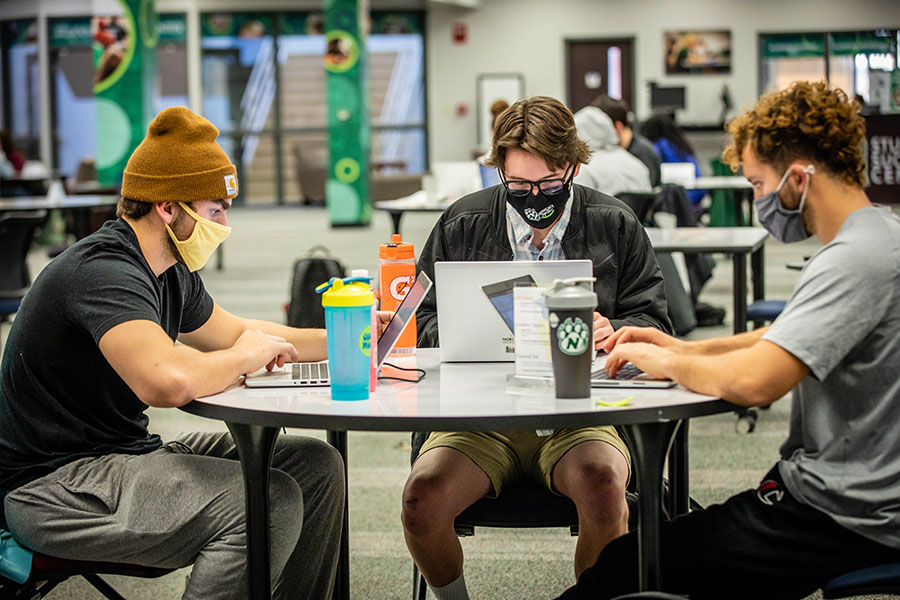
[165,202,231,272]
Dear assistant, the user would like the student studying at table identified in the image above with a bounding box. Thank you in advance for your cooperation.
[404,95,672,600]
[556,81,900,600]
[0,107,347,600]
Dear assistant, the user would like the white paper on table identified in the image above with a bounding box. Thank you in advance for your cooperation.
[514,286,553,378]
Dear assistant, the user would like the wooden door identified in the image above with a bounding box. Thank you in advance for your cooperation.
[566,38,634,113]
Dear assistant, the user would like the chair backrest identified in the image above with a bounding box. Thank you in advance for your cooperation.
[617,191,658,225]
[0,210,47,299]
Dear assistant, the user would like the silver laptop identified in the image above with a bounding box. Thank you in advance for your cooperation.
[435,260,592,362]
[590,355,676,389]
[245,272,433,387]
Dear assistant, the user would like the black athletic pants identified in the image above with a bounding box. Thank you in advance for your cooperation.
[556,466,900,600]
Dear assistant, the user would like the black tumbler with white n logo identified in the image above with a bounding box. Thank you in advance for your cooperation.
[544,278,597,399]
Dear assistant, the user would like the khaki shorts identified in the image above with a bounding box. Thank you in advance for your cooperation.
[417,426,631,497]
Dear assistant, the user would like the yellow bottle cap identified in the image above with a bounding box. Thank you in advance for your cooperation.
[321,278,375,307]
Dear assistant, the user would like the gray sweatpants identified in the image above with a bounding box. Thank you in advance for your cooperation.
[3,431,344,600]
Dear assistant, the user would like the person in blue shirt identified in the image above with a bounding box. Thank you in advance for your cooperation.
[641,114,706,206]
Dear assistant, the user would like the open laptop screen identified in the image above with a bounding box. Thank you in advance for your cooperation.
[377,271,433,366]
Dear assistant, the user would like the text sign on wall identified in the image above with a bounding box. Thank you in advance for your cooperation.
[865,114,900,203]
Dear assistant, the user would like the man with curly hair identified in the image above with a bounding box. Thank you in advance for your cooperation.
[555,81,900,599]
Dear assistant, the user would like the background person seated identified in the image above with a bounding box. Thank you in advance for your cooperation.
[589,95,662,188]
[641,114,707,207]
[573,106,653,197]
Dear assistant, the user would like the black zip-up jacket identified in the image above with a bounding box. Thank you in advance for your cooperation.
[415,184,672,347]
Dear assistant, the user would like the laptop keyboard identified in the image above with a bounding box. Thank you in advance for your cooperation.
[591,363,644,381]
[292,362,330,386]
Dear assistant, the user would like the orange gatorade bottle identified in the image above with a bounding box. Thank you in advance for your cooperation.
[379,234,416,355]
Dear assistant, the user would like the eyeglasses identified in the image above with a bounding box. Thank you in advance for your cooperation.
[500,165,575,197]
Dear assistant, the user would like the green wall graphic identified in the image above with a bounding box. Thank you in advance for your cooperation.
[325,0,371,226]
[94,0,158,186]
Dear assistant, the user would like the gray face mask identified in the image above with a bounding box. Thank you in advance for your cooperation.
[753,165,815,243]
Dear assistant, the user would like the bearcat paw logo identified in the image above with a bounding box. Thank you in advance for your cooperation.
[557,317,589,356]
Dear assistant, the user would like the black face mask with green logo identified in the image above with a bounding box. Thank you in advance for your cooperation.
[502,165,574,229]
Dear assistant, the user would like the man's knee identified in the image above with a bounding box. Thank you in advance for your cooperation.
[566,461,628,513]
[401,470,458,536]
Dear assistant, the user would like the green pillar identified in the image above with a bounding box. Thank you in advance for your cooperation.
[324,0,371,226]
[94,0,158,186]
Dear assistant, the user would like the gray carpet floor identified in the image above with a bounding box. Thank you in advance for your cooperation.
[11,205,899,599]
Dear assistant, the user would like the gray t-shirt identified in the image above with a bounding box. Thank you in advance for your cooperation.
[763,205,900,548]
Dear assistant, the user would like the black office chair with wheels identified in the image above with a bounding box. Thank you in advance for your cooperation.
[0,210,47,327]
[408,431,643,600]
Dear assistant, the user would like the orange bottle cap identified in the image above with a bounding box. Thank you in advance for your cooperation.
[379,233,415,260]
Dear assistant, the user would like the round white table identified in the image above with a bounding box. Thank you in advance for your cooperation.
[182,350,734,600]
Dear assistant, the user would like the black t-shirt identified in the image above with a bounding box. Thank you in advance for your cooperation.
[0,219,214,491]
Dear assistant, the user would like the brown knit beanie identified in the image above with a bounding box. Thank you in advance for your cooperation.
[121,106,239,203]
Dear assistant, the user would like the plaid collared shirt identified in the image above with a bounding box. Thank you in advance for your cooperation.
[505,194,573,261]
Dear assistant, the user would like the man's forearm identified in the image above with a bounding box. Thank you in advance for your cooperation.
[665,338,793,408]
[244,319,328,361]
[161,344,256,406]
[683,327,769,355]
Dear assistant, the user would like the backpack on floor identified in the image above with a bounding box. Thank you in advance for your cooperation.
[286,246,346,329]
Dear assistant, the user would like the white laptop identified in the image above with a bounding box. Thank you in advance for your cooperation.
[434,260,592,362]
[245,272,433,387]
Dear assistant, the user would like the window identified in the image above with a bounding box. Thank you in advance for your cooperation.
[157,14,188,112]
[48,17,95,178]
[1,19,40,159]
[202,10,426,206]
[760,30,898,107]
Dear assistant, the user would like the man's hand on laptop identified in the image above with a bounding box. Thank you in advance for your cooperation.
[602,326,686,355]
[235,329,299,372]
[593,312,614,348]
[605,342,671,380]
[376,311,394,339]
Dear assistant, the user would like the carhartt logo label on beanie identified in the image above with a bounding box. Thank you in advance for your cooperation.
[224,174,237,195]
[121,106,239,203]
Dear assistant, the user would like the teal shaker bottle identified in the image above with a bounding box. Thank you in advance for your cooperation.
[317,276,375,400]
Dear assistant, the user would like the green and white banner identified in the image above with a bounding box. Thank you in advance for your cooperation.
[93,0,158,185]
[325,0,371,226]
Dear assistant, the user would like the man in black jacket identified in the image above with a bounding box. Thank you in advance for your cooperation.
[402,96,671,600]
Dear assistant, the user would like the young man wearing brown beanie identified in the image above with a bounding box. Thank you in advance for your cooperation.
[0,107,343,599]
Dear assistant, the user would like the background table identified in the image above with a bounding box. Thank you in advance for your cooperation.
[374,195,447,235]
[685,176,753,226]
[0,194,120,244]
[646,227,768,333]
[183,350,733,600]
[0,194,119,212]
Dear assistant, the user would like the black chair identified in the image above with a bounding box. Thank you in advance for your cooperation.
[617,192,658,226]
[0,528,174,600]
[0,210,47,326]
[822,562,900,599]
[409,431,642,600]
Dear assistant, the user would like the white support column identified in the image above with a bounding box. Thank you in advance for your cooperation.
[185,2,202,113]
